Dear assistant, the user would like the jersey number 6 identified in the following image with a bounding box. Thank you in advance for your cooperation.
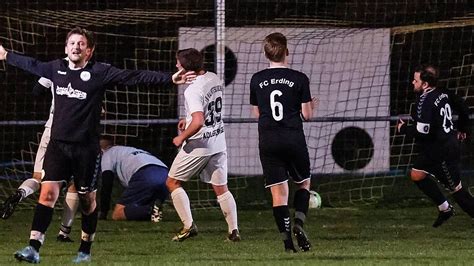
[270,90,283,121]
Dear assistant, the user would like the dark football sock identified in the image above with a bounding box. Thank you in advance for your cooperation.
[273,205,294,250]
[293,189,310,227]
[414,178,447,206]
[79,208,98,254]
[452,187,474,218]
[30,203,54,251]
[79,240,92,255]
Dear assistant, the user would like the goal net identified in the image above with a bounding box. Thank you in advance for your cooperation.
[0,0,473,209]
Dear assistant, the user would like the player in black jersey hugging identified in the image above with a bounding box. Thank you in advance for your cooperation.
[0,27,195,264]
[250,32,317,252]
[397,64,474,228]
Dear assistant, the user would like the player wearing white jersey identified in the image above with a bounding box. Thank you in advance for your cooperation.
[166,48,240,242]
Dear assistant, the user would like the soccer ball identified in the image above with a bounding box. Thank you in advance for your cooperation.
[308,190,322,209]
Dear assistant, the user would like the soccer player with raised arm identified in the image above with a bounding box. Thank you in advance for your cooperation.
[250,32,317,252]
[0,26,194,263]
[166,48,240,242]
[397,64,474,227]
[99,136,169,222]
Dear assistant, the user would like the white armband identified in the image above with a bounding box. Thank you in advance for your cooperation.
[416,122,430,134]
[38,77,52,88]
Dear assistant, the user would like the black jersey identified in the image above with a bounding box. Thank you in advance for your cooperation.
[402,88,457,152]
[7,52,172,143]
[250,68,311,130]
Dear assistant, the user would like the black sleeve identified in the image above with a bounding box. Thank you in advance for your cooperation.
[103,64,172,86]
[249,75,258,106]
[32,82,49,97]
[6,52,53,79]
[99,170,115,217]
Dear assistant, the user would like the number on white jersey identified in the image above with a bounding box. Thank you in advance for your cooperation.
[205,96,223,126]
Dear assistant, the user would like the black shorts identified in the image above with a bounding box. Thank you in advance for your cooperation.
[259,128,311,187]
[412,140,461,191]
[43,139,101,194]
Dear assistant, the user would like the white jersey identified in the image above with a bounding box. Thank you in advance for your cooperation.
[182,71,226,156]
[101,145,168,187]
[38,77,54,128]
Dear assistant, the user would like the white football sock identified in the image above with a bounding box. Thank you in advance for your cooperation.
[59,192,80,236]
[438,201,450,212]
[217,191,238,233]
[18,178,40,198]
[171,187,193,229]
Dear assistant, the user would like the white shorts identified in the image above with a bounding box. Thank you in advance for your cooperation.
[33,127,51,174]
[168,150,228,186]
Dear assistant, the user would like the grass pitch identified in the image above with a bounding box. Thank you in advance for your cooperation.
[0,205,473,265]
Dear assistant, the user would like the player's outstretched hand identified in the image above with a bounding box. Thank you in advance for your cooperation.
[0,45,7,60]
[172,69,197,85]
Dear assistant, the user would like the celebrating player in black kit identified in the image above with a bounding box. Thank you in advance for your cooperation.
[397,64,474,227]
[0,27,194,264]
[250,32,317,252]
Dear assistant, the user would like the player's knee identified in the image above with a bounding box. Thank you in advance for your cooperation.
[166,177,181,192]
[297,180,311,190]
[32,172,42,181]
[39,192,58,206]
[111,212,121,220]
[38,186,60,206]
[410,170,426,181]
[212,184,229,196]
[78,193,96,214]
[111,206,126,220]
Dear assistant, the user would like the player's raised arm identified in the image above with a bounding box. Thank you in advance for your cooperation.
[102,65,196,87]
[0,47,53,79]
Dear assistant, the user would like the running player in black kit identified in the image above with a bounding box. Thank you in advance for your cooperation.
[0,27,194,263]
[397,64,474,227]
[250,32,317,252]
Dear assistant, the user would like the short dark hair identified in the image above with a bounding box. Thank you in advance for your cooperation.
[263,32,287,62]
[65,27,96,50]
[414,64,439,88]
[99,135,114,146]
[176,48,204,72]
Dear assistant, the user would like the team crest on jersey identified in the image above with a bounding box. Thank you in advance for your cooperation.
[80,71,91,81]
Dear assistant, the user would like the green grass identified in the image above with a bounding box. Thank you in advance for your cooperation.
[0,206,473,265]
